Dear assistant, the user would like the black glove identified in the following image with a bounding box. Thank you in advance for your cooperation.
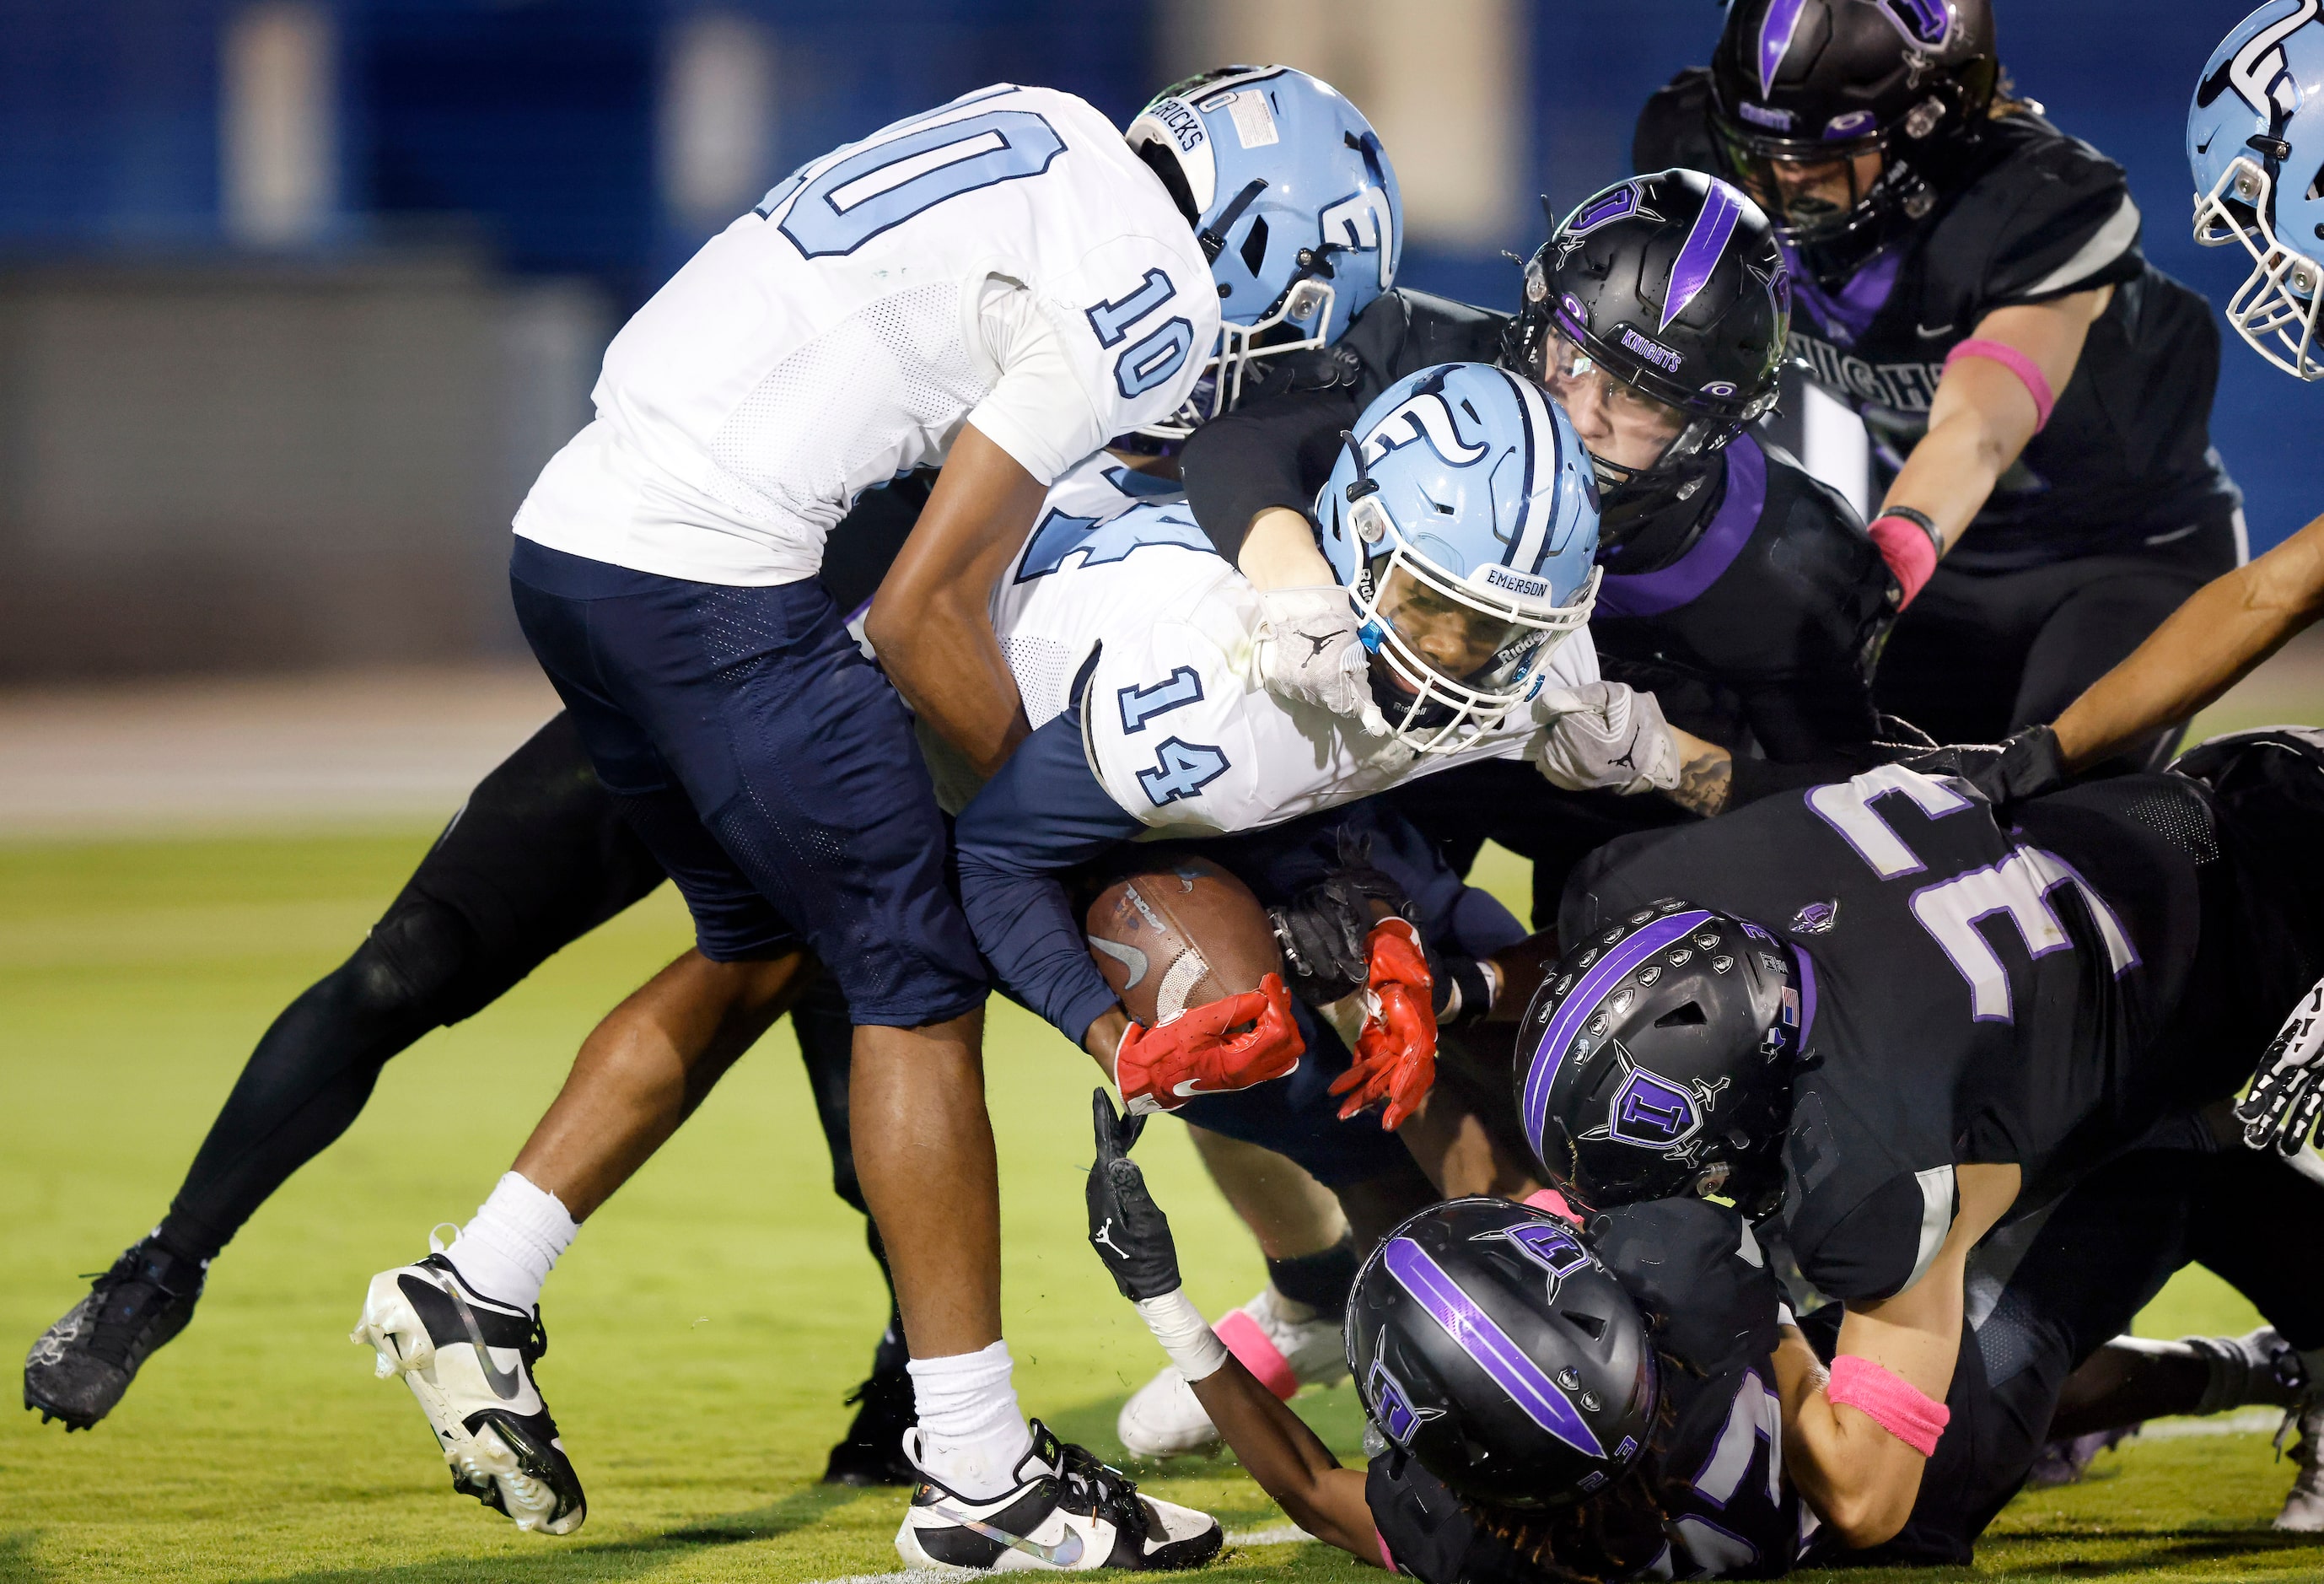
[1235,342,1363,403]
[1268,856,1417,1006]
[2238,978,2324,1157]
[1086,1089,1183,1301]
[1907,725,2070,809]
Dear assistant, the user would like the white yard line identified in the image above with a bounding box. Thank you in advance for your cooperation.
[2136,1407,2286,1439]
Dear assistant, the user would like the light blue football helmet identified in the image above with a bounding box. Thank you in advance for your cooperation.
[1127,66,1402,434]
[1314,364,1601,754]
[2190,1,2324,379]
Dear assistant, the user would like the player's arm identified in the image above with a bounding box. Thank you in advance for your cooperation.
[864,423,1048,779]
[1083,1091,1382,1561]
[2050,511,2324,769]
[1868,289,2112,605]
[1774,1163,2019,1547]
[952,712,1298,1109]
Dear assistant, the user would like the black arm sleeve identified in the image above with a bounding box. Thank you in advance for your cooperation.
[1177,388,1362,563]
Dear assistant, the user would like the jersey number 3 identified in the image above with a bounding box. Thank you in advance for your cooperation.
[1808,765,2139,1023]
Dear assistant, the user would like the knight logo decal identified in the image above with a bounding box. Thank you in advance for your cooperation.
[1362,391,1487,468]
[1366,1356,1443,1449]
[1484,1220,1594,1296]
[1791,898,1839,935]
[1584,1056,1730,1156]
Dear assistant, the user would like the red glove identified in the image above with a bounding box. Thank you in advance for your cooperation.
[1115,972,1305,1114]
[1329,919,1439,1130]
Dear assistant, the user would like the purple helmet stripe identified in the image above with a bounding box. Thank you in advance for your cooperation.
[1794,943,1820,1050]
[1521,910,1714,1158]
[1661,182,1746,332]
[1757,0,1813,98]
[1383,1237,1607,1459]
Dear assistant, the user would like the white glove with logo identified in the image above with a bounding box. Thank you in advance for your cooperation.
[1531,682,1681,795]
[1255,585,1389,736]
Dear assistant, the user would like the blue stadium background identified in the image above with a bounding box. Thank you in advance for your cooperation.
[0,2,2303,556]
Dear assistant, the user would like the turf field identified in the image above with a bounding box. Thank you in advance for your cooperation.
[3,805,2323,1582]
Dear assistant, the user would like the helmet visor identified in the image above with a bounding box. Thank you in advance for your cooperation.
[1531,328,1691,486]
[1371,559,1543,695]
[1714,121,1885,243]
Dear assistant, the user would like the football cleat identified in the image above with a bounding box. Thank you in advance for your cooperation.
[823,1366,920,1486]
[1116,1286,1350,1459]
[2279,1397,2324,1532]
[24,1236,207,1430]
[352,1251,584,1535]
[2025,1427,2133,1490]
[895,1419,1221,1571]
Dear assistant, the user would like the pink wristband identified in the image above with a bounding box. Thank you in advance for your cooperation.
[1945,337,2055,432]
[1377,1527,1399,1573]
[1524,1188,1581,1225]
[1826,1355,1950,1457]
[1214,1308,1299,1399]
[1868,515,1939,608]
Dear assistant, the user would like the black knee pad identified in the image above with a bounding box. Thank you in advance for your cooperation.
[353,896,496,1030]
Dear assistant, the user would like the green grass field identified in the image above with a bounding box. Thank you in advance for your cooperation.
[3,817,2322,1583]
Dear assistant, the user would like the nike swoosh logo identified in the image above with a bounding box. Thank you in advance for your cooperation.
[2197,132,2216,154]
[929,1503,1087,1567]
[1916,321,1956,338]
[434,1276,524,1401]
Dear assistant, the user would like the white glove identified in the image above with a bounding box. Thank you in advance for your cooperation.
[1531,681,1681,795]
[1254,586,1388,736]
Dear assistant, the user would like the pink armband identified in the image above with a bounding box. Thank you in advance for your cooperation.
[1377,1527,1399,1573]
[1826,1355,1950,1457]
[1867,515,1939,608]
[1525,1188,1581,1225]
[1214,1308,1299,1399]
[1945,337,2056,432]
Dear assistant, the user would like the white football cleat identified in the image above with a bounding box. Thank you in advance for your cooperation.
[896,1419,1220,1571]
[352,1251,585,1535]
[2280,1397,2324,1532]
[1116,1286,1350,1458]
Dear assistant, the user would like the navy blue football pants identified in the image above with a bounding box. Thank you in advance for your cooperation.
[509,536,985,1028]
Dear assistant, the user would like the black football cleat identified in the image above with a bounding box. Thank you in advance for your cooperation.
[894,1419,1222,1571]
[352,1250,585,1534]
[823,1366,920,1485]
[24,1236,207,1430]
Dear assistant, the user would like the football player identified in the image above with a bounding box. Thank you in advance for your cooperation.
[950,360,1719,1126]
[341,67,1395,1561]
[1175,169,1894,926]
[1520,724,2324,1549]
[1644,0,2245,772]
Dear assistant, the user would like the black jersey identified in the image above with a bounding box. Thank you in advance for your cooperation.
[1181,289,1891,762]
[1559,766,2262,1301]
[1369,1199,1798,1581]
[1638,71,2238,571]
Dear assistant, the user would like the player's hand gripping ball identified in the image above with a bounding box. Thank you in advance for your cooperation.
[1085,1089,1182,1302]
[1329,918,1439,1130]
[1114,974,1304,1116]
[2240,976,2324,1157]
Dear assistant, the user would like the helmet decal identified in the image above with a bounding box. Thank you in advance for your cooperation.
[1486,1220,1594,1288]
[2228,0,2318,117]
[1570,181,1643,234]
[1875,0,1953,48]
[1661,180,1749,330]
[1522,910,1713,1159]
[1759,0,1812,97]
[1601,1064,1724,1151]
[1381,1236,1610,1459]
[1362,390,1489,468]
[1365,1355,1444,1448]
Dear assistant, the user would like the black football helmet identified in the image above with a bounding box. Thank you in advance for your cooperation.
[1347,1199,1657,1509]
[1503,169,1790,545]
[1708,0,1999,282]
[1515,899,1806,1218]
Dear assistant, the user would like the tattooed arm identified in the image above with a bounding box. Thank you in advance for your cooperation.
[1665,728,1734,817]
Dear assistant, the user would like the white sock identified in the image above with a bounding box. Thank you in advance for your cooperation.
[907,1340,1035,1500]
[441,1172,578,1313]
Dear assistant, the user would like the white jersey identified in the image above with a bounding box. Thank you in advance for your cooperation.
[514,84,1218,587]
[992,494,1601,836]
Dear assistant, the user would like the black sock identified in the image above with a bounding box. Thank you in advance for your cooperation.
[1267,1235,1360,1323]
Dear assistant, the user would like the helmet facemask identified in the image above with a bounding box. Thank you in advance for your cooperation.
[1340,462,1599,755]
[1143,263,1342,439]
[2194,152,2324,380]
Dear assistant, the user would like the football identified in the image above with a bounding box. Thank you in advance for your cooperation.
[1084,856,1284,1027]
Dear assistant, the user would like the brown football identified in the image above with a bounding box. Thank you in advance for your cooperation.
[1084,856,1284,1027]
